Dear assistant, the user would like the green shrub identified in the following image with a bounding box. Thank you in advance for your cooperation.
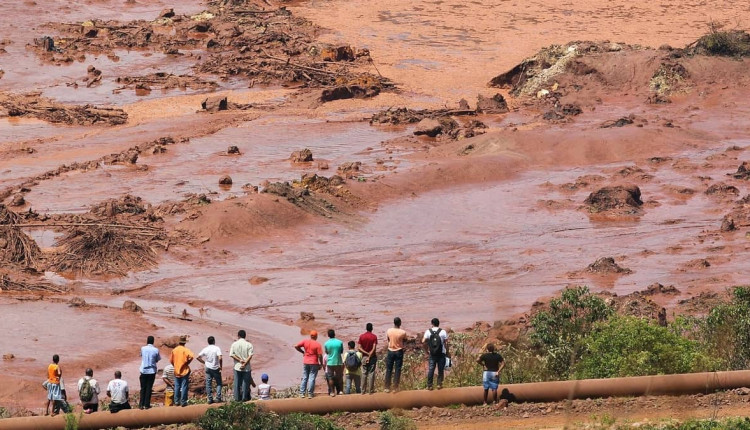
[530,286,613,379]
[704,286,750,370]
[575,316,719,379]
[379,410,416,430]
[637,417,750,429]
[197,402,342,430]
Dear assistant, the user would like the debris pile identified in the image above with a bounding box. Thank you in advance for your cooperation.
[0,92,127,126]
[0,205,40,268]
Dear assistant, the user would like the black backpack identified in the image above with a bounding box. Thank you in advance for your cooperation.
[344,351,362,372]
[428,328,443,356]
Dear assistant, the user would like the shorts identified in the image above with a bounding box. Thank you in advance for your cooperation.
[483,371,499,391]
[46,382,62,400]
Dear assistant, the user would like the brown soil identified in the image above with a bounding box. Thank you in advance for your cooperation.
[2,0,750,427]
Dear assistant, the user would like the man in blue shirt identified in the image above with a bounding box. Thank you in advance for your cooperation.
[139,336,161,409]
[324,329,344,396]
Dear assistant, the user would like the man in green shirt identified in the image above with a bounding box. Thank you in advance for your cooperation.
[324,329,344,396]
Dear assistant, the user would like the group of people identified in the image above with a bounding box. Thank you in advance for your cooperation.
[42,317,506,415]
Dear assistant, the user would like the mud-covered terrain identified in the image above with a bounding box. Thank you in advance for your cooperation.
[2,0,750,426]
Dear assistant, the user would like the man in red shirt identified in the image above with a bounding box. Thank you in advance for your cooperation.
[357,323,378,394]
[294,330,323,399]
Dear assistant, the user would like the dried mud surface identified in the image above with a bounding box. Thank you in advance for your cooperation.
[2,0,750,427]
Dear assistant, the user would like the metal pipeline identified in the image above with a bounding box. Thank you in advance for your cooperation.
[3,370,750,430]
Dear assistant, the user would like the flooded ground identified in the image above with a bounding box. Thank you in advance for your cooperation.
[1,0,750,415]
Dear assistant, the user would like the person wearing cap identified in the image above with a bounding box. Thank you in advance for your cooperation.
[295,330,323,399]
[170,335,194,407]
[257,373,275,400]
[229,330,254,401]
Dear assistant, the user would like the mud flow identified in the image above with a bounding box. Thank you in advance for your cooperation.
[1,0,750,415]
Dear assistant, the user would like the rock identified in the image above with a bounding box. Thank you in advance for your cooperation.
[706,183,739,197]
[249,276,269,285]
[122,300,143,313]
[601,115,635,128]
[645,283,679,295]
[69,297,87,307]
[2,353,14,361]
[300,312,315,321]
[732,162,750,180]
[458,98,470,110]
[413,118,443,137]
[584,185,643,213]
[10,194,25,206]
[721,216,736,232]
[290,148,313,163]
[337,161,362,178]
[319,45,355,62]
[161,335,182,348]
[159,8,175,18]
[218,175,232,185]
[227,146,240,155]
[318,161,329,170]
[475,93,509,114]
[737,387,750,395]
[201,96,228,112]
[587,257,632,274]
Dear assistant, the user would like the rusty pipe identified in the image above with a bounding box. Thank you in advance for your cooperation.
[3,370,750,430]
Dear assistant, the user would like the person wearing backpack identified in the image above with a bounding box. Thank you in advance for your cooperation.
[343,341,363,394]
[421,318,449,390]
[77,368,100,413]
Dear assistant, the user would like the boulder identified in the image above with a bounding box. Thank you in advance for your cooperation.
[201,96,228,112]
[227,146,240,155]
[586,257,632,274]
[413,118,443,137]
[218,175,233,185]
[10,194,25,207]
[290,148,313,163]
[584,185,642,212]
[122,300,143,313]
[475,93,509,114]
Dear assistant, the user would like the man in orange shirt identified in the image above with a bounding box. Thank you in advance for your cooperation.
[384,317,407,393]
[170,335,194,407]
[44,354,63,416]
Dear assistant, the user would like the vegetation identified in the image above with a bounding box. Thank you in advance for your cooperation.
[575,316,719,379]
[529,286,613,379]
[379,410,417,430]
[197,402,342,430]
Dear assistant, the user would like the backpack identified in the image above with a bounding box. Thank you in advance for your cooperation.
[428,328,443,356]
[79,379,94,402]
[345,351,362,372]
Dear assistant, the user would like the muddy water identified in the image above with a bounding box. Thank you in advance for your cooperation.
[24,117,405,212]
[3,0,750,410]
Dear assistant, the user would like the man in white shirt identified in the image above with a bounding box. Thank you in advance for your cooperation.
[422,317,449,390]
[106,370,131,413]
[77,368,100,413]
[197,335,223,403]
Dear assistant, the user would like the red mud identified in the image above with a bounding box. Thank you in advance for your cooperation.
[1,1,750,425]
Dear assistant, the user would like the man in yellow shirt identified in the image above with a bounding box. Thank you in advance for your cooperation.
[170,335,194,407]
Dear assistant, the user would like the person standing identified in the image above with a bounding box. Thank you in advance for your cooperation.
[45,354,63,416]
[170,335,194,407]
[357,322,378,394]
[197,335,223,404]
[294,330,323,399]
[344,340,363,394]
[162,363,175,407]
[139,335,161,409]
[477,343,505,405]
[106,370,130,413]
[422,318,449,390]
[77,368,100,413]
[229,330,254,401]
[324,329,345,396]
[384,317,407,393]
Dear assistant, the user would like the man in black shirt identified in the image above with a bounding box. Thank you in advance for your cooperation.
[477,343,505,404]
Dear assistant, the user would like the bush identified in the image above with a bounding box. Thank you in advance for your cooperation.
[530,286,613,379]
[379,410,417,430]
[692,25,750,56]
[638,417,750,430]
[575,316,719,379]
[197,402,342,430]
[704,286,750,370]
